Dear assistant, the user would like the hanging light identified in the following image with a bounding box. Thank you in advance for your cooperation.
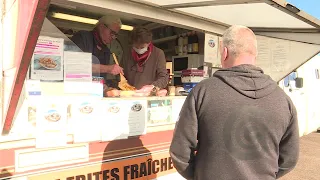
[51,12,134,31]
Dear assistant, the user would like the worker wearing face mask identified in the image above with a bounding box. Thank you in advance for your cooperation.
[121,27,169,90]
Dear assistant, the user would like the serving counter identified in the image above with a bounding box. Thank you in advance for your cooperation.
[0,93,186,180]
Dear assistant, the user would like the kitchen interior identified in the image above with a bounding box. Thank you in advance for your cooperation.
[44,3,213,96]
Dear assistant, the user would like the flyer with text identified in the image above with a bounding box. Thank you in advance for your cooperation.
[31,36,64,80]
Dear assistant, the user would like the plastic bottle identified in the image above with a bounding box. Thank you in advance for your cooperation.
[187,32,193,54]
[192,31,199,54]
[178,35,184,56]
[183,33,188,55]
[175,35,180,55]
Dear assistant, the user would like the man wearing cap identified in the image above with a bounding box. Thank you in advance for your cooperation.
[71,15,123,77]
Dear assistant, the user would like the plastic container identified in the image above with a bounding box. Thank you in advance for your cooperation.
[181,69,204,77]
[183,83,198,92]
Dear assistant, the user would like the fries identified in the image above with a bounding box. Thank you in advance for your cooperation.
[112,53,136,91]
[119,81,136,91]
[39,58,57,68]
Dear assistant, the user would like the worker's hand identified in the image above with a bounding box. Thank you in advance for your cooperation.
[137,85,155,93]
[108,64,124,75]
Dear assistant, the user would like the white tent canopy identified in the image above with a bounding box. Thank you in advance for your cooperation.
[136,0,320,40]
[140,0,320,28]
[53,0,320,33]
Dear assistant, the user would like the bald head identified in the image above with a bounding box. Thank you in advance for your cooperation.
[220,25,257,68]
[95,15,122,45]
[96,15,122,28]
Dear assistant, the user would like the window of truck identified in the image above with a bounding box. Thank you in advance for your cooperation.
[1,1,320,179]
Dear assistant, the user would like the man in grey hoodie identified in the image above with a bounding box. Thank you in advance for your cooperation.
[169,25,299,180]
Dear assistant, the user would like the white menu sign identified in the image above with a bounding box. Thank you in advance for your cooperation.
[64,51,94,94]
[204,33,220,67]
[100,100,129,141]
[70,97,102,143]
[36,97,68,148]
[127,100,147,136]
[64,51,92,82]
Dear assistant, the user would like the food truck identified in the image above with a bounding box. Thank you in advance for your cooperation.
[1,0,320,179]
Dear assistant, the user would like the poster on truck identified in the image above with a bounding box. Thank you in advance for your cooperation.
[69,97,102,143]
[36,97,68,148]
[31,36,64,81]
[100,100,130,141]
[204,33,220,68]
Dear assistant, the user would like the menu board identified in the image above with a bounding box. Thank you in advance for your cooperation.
[31,36,64,80]
[64,51,93,94]
[256,36,272,73]
[100,100,130,141]
[36,97,68,148]
[271,39,290,72]
[126,100,148,136]
[256,35,292,79]
[204,33,220,67]
[69,97,101,143]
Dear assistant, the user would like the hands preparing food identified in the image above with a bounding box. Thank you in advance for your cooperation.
[104,84,168,97]
[133,85,154,97]
[108,64,124,75]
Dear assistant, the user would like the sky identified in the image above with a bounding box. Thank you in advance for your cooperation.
[287,0,320,19]
[287,0,320,57]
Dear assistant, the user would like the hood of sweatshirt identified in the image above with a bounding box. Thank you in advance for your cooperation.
[214,64,278,99]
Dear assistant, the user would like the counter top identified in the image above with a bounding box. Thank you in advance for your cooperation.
[102,96,187,100]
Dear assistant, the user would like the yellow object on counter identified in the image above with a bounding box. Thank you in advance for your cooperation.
[168,86,176,96]
[120,91,135,97]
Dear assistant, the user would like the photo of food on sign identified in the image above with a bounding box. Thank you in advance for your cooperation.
[79,102,93,114]
[33,54,61,71]
[44,109,61,122]
[108,106,120,113]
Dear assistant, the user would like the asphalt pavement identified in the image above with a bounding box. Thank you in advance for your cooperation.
[280,132,320,180]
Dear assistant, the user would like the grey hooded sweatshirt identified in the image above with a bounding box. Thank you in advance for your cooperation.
[170,64,299,180]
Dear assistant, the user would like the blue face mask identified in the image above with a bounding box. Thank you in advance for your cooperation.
[133,46,148,55]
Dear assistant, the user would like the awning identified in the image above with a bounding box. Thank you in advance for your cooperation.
[137,0,320,30]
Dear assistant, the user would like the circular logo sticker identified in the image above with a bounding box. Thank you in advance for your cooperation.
[208,39,216,48]
[223,105,271,160]
[131,104,142,112]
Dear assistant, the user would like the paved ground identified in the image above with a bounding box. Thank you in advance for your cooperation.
[280,132,320,180]
[156,133,320,180]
